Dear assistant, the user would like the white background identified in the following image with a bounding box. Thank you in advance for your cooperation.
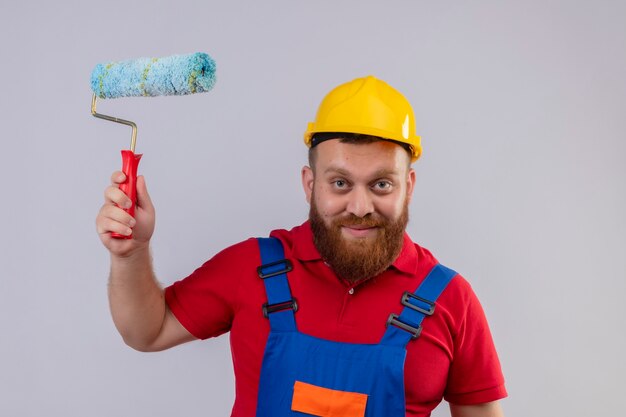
[1,1,624,416]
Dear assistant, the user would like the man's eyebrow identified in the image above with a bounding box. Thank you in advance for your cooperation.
[323,166,401,177]
[323,166,350,176]
[372,169,401,178]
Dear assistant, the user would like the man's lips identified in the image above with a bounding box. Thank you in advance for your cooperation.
[341,225,379,238]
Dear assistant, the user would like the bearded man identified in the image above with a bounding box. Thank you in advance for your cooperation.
[96,76,507,417]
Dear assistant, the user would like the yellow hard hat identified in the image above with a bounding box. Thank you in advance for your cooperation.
[304,76,422,161]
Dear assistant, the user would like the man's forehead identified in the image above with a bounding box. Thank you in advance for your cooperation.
[314,139,410,171]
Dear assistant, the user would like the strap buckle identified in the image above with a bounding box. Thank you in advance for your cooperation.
[386,314,422,339]
[257,259,293,279]
[262,299,298,318]
[401,291,435,316]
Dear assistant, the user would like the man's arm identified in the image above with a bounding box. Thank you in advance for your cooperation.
[97,172,196,351]
[450,401,504,417]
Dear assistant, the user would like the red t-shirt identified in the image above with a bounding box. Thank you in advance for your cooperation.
[165,222,507,416]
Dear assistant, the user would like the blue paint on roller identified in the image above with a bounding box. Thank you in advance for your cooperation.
[91,52,216,99]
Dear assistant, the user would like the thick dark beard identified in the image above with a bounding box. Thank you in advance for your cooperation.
[309,198,409,284]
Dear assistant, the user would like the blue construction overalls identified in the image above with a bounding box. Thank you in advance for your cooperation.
[255,237,456,417]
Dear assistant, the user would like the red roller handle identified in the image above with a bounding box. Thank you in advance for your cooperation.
[111,150,143,239]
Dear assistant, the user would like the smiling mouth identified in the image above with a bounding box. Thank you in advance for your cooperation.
[341,225,378,238]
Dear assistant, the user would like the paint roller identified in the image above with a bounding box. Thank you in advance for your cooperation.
[90,52,216,238]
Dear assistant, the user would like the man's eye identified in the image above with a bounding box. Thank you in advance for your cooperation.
[334,180,346,188]
[374,181,391,190]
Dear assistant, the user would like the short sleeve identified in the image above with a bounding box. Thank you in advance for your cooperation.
[443,277,507,405]
[164,238,260,340]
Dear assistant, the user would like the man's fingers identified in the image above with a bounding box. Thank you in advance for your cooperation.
[110,171,126,185]
[96,204,136,235]
[96,213,134,237]
[99,204,136,226]
[135,176,153,212]
[104,185,132,209]
[97,171,155,253]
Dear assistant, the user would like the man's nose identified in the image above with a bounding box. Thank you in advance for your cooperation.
[346,187,374,218]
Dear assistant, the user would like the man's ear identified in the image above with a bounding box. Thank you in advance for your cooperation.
[301,166,314,204]
[405,168,416,204]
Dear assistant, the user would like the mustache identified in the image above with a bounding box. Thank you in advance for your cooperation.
[334,214,387,228]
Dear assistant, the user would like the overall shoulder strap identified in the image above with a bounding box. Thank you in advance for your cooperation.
[380,263,457,347]
[257,237,297,332]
